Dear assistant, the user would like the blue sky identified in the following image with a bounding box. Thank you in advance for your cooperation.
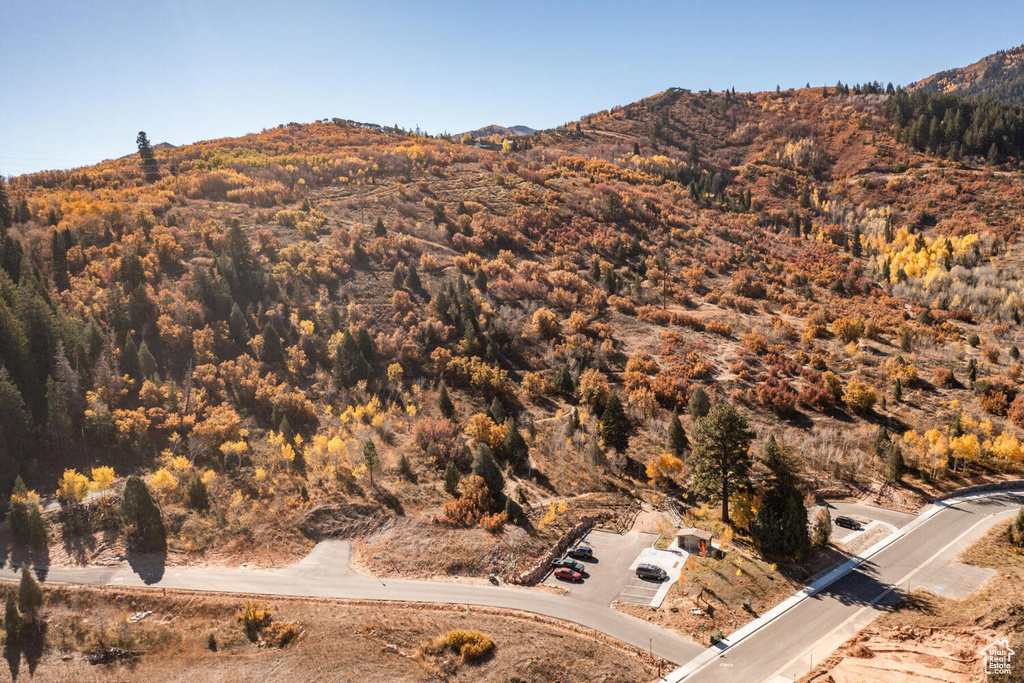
[2,0,1022,176]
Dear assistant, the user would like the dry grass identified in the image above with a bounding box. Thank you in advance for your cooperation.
[0,584,658,682]
[618,542,798,644]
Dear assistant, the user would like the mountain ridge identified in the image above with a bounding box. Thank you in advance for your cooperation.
[909,44,1024,104]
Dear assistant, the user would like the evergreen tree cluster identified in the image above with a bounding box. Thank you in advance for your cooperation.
[750,437,811,560]
[885,89,1024,162]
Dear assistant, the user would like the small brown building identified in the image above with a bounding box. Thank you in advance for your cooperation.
[676,527,713,554]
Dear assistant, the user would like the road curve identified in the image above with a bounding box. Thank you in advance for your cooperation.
[2,489,1019,677]
[0,540,704,665]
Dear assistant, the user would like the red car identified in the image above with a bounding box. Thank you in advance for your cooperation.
[554,567,582,582]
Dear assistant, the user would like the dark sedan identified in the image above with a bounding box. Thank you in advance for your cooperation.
[835,515,860,530]
[566,545,593,559]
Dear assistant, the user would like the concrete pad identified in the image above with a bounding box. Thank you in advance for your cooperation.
[625,546,687,608]
[909,562,996,600]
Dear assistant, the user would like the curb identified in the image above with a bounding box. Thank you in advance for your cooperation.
[660,486,1023,682]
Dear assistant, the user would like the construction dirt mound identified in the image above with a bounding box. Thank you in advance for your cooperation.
[799,626,989,683]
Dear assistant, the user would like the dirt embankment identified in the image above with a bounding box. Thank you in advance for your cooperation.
[799,519,1024,683]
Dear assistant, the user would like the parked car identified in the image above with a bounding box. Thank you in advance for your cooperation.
[635,563,668,581]
[553,567,582,582]
[567,545,593,559]
[834,515,860,530]
[551,557,585,573]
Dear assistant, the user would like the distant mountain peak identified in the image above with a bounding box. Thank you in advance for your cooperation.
[909,44,1024,104]
[461,124,536,140]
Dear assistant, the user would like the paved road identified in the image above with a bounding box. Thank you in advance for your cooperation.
[675,490,1024,682]
[0,537,704,665]
[816,500,917,529]
[3,490,1019,679]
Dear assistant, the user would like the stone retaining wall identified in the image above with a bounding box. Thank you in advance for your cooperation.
[509,516,596,585]
[932,478,1024,502]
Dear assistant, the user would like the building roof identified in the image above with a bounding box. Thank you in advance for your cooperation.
[677,527,713,540]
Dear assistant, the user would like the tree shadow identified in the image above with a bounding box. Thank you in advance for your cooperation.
[894,589,937,615]
[3,636,19,682]
[3,617,48,681]
[61,530,96,567]
[126,550,167,585]
[809,560,898,609]
[526,468,556,493]
[781,410,816,430]
[28,543,50,583]
[371,486,405,516]
[20,620,46,677]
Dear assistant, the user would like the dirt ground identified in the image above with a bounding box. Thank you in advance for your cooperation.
[797,519,1024,683]
[351,492,632,580]
[0,585,661,683]
[617,542,799,645]
[798,626,990,683]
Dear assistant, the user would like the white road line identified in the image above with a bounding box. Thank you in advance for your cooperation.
[766,507,1018,682]
[663,489,1023,683]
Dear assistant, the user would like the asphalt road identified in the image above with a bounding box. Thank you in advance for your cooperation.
[817,500,917,529]
[1,537,705,665]
[676,490,1024,682]
[3,490,1019,678]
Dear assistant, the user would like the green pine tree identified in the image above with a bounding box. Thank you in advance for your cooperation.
[6,476,31,546]
[229,303,249,344]
[28,505,48,551]
[0,178,12,232]
[888,443,906,483]
[689,403,755,524]
[667,410,687,456]
[750,437,810,559]
[136,131,160,182]
[186,475,210,511]
[397,452,413,480]
[261,323,284,364]
[45,375,72,453]
[553,365,575,396]
[121,475,166,553]
[599,392,631,453]
[18,567,43,620]
[472,444,504,496]
[811,507,831,549]
[138,341,157,379]
[438,384,455,420]
[121,335,142,381]
[362,439,379,487]
[488,396,506,423]
[443,461,461,497]
[688,386,711,419]
[502,419,528,465]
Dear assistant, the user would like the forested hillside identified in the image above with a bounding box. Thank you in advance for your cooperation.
[3,85,1024,574]
[911,44,1024,104]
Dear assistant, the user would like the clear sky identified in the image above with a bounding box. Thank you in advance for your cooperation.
[2,0,1022,176]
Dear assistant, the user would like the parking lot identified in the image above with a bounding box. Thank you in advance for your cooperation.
[543,529,687,608]
[617,573,664,606]
[543,528,658,606]
[809,500,915,548]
